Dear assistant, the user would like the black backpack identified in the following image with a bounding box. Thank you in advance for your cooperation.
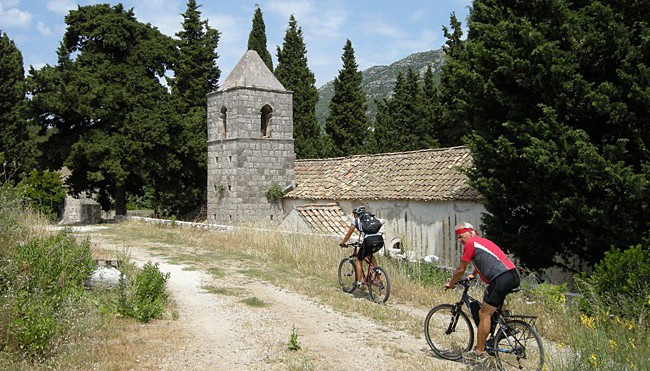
[359,213,382,234]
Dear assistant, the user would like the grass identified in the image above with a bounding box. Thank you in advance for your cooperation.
[240,296,269,307]
[19,218,648,370]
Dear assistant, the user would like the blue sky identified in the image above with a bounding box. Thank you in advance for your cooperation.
[1,0,471,87]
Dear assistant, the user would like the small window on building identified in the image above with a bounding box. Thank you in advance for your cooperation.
[220,106,227,138]
[260,104,272,138]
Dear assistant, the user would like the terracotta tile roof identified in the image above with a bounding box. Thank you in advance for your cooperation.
[294,203,350,236]
[285,146,483,201]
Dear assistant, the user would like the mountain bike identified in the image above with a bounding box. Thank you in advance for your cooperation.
[424,277,545,370]
[338,241,391,304]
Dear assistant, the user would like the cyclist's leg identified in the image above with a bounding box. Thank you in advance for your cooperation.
[356,247,368,284]
[481,269,520,352]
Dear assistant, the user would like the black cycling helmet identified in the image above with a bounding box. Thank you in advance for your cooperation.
[353,206,366,215]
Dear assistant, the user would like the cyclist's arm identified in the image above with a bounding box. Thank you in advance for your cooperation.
[339,224,357,246]
[446,259,470,289]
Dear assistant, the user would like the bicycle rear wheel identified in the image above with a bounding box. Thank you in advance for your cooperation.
[337,258,356,293]
[368,266,390,303]
[493,319,545,371]
[424,304,474,361]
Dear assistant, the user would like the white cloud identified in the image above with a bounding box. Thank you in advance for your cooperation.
[0,3,32,28]
[46,0,76,14]
[36,21,51,36]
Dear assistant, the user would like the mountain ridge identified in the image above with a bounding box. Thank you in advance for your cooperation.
[315,49,446,126]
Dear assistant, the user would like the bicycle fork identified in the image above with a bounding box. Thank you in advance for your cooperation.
[445,304,463,335]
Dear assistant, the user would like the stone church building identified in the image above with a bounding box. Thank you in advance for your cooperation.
[206,51,486,268]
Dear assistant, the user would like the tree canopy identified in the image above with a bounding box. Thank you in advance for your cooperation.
[274,15,322,159]
[441,0,649,270]
[373,68,438,153]
[0,31,36,178]
[28,4,182,215]
[172,0,220,111]
[324,40,369,157]
[247,5,273,71]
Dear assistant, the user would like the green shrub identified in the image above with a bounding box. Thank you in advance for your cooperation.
[577,244,650,319]
[118,262,169,323]
[265,184,284,201]
[526,282,567,311]
[1,230,94,359]
[16,170,66,220]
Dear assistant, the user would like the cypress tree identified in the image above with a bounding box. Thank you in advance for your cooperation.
[436,12,472,147]
[373,68,437,152]
[443,0,649,270]
[162,0,222,216]
[275,15,322,159]
[0,31,35,177]
[324,40,369,157]
[247,5,273,71]
[173,0,220,111]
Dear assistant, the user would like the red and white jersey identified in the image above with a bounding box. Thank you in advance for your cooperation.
[462,236,515,283]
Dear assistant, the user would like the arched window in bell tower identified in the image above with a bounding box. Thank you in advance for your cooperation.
[220,106,227,138]
[260,104,272,138]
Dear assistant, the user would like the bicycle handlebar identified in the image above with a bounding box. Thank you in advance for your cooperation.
[340,241,362,248]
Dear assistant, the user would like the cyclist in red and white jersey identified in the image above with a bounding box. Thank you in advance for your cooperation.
[445,222,520,364]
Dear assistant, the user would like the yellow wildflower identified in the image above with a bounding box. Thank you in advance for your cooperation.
[609,339,617,349]
[580,314,596,329]
[589,353,598,367]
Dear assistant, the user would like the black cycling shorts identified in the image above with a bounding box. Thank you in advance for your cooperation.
[358,235,384,260]
[483,269,520,308]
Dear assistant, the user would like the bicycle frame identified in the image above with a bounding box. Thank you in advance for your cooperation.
[451,278,534,356]
[345,242,374,283]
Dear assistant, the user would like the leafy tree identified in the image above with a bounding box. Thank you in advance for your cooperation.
[275,15,322,159]
[443,0,649,270]
[0,31,36,178]
[324,40,369,157]
[28,4,180,216]
[16,169,65,219]
[247,5,273,71]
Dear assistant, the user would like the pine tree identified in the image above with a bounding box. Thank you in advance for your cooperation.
[444,0,649,270]
[0,31,36,178]
[324,40,369,157]
[275,15,322,159]
[247,5,273,71]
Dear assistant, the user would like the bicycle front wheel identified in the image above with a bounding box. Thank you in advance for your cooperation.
[494,319,545,371]
[368,266,390,303]
[337,258,356,293]
[424,304,474,361]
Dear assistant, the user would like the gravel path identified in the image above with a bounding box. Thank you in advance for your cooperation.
[82,227,471,370]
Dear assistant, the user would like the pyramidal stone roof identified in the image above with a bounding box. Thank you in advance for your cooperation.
[218,50,286,92]
[285,146,483,202]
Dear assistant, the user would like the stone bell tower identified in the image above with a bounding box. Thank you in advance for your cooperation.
[206,50,294,224]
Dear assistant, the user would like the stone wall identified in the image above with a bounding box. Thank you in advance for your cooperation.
[59,195,101,225]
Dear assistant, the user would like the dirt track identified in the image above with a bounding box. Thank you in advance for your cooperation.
[81,226,472,370]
